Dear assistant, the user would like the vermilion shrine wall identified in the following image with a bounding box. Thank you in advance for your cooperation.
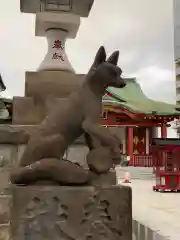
[126,127,154,157]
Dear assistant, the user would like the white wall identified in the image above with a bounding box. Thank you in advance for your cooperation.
[156,126,178,138]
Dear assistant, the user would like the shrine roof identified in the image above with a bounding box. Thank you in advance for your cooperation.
[104,78,180,116]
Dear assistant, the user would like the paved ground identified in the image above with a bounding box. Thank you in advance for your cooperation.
[116,167,180,240]
[116,166,154,180]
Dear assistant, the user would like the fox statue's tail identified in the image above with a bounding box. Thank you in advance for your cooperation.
[10,158,90,186]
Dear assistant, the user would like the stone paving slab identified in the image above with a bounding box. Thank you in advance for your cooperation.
[124,179,180,240]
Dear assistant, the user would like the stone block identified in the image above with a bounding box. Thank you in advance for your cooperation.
[35,12,80,38]
[12,97,45,125]
[10,185,132,240]
[0,143,27,195]
[0,196,10,224]
[0,169,11,195]
[0,125,30,144]
[0,145,18,168]
[25,71,84,98]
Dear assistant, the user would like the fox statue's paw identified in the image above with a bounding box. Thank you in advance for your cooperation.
[10,158,90,186]
[112,152,123,165]
[86,147,113,174]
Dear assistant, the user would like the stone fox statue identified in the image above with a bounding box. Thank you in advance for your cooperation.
[10,46,126,185]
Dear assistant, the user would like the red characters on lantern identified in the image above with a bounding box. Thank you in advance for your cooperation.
[52,40,64,50]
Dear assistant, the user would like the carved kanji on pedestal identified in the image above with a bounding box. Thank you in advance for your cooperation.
[11,186,132,240]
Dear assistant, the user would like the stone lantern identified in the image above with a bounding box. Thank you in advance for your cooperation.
[20,0,94,71]
[13,0,94,125]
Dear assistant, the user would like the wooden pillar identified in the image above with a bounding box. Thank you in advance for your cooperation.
[127,127,134,164]
[145,128,149,155]
[161,124,167,138]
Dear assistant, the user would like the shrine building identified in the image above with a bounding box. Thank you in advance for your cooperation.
[102,78,180,166]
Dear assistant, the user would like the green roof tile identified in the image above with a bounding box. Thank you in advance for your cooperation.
[104,78,180,116]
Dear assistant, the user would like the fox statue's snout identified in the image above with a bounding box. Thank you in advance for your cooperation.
[106,65,127,89]
[118,77,126,88]
[113,76,126,88]
[119,81,126,88]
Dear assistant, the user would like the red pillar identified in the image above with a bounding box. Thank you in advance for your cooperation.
[161,124,167,138]
[127,127,134,165]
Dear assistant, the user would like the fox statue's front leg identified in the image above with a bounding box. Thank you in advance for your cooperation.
[82,119,122,165]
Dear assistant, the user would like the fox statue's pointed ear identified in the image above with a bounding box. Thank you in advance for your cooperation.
[107,50,119,65]
[93,46,106,66]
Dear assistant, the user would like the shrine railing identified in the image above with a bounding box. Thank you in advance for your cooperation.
[129,155,153,167]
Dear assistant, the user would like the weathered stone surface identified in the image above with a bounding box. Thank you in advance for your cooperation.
[87,147,113,174]
[0,196,10,224]
[12,97,45,124]
[0,125,32,144]
[0,124,85,145]
[0,142,27,171]
[12,71,85,125]
[0,145,18,168]
[0,169,11,195]
[25,71,84,98]
[10,185,132,240]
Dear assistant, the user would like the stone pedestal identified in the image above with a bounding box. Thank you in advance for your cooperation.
[10,185,132,240]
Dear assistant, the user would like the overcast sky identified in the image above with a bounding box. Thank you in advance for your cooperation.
[0,0,176,103]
